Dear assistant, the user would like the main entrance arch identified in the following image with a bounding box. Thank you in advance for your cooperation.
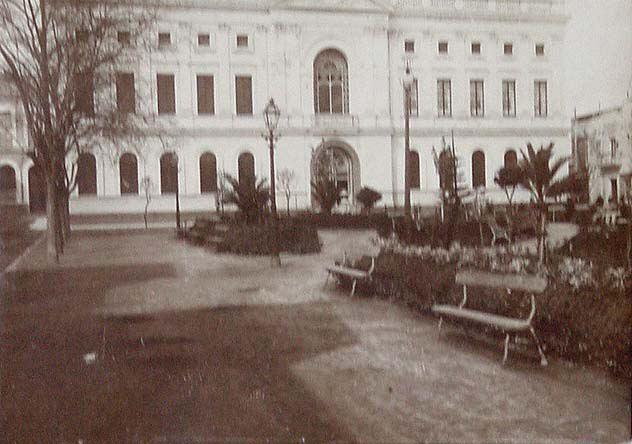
[310,141,360,210]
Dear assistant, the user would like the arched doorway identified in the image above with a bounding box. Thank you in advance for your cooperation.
[77,152,97,195]
[160,152,179,194]
[0,165,17,203]
[238,152,255,189]
[311,143,359,209]
[119,152,139,195]
[28,165,46,213]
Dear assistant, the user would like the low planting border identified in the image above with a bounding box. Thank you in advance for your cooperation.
[338,248,631,379]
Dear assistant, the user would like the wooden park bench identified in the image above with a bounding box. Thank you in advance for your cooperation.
[432,269,548,366]
[324,252,376,297]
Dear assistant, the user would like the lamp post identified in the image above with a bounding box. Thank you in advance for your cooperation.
[263,98,281,267]
[402,63,414,220]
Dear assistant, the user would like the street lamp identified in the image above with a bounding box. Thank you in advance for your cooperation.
[402,63,414,220]
[263,98,281,267]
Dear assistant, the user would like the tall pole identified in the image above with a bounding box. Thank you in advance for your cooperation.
[404,83,411,220]
[268,129,281,267]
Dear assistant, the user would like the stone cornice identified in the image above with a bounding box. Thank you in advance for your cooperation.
[142,125,570,138]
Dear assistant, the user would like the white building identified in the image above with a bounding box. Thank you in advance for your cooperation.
[0,0,571,216]
[572,83,632,203]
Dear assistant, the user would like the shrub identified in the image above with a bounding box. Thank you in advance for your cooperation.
[222,174,270,224]
[215,222,321,255]
[339,239,631,379]
[355,187,382,211]
[311,176,342,215]
[288,212,391,231]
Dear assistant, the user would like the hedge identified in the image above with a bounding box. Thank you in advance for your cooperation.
[215,222,322,255]
[336,240,631,379]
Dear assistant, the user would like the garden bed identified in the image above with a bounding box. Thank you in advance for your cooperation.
[215,222,322,255]
[338,240,631,379]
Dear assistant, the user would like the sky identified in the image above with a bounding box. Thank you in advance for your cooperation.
[564,0,632,117]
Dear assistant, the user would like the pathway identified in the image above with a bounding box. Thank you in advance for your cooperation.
[1,229,628,443]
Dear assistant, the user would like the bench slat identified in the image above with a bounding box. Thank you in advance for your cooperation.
[456,270,547,293]
[326,266,370,279]
[432,305,530,331]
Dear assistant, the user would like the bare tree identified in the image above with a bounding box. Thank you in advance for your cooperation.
[0,0,154,261]
[277,168,295,217]
[140,175,153,229]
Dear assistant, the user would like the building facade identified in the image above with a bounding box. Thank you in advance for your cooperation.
[0,0,570,215]
[571,84,632,204]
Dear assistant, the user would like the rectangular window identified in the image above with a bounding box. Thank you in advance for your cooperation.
[235,75,253,115]
[236,34,249,48]
[197,75,215,115]
[404,79,419,117]
[117,31,131,46]
[404,39,415,53]
[437,79,452,117]
[535,43,545,56]
[471,42,481,54]
[116,72,135,114]
[502,80,516,117]
[534,80,547,117]
[438,41,448,54]
[198,33,210,47]
[470,79,484,117]
[76,71,94,115]
[157,74,176,115]
[158,32,171,47]
[503,43,513,55]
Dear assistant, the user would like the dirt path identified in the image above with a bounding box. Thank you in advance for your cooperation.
[1,229,628,443]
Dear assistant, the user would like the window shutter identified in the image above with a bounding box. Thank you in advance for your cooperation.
[116,73,135,114]
[197,75,215,115]
[157,74,176,114]
[235,76,253,115]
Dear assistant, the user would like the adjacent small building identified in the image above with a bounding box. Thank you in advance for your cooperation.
[572,83,632,203]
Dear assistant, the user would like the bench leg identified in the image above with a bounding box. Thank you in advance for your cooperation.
[350,279,357,297]
[502,333,510,365]
[437,317,443,331]
[323,272,330,289]
[529,326,548,367]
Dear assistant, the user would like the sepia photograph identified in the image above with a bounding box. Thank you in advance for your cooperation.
[0,0,631,442]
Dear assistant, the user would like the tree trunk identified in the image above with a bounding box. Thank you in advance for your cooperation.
[626,220,631,270]
[45,177,59,263]
[538,209,547,265]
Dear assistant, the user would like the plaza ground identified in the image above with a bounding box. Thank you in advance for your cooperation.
[0,229,629,443]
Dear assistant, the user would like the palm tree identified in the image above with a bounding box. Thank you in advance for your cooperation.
[222,174,270,224]
[494,164,525,241]
[518,142,576,263]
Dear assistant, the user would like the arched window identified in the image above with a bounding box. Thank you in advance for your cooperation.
[28,165,46,213]
[160,152,178,194]
[472,150,486,188]
[77,152,97,195]
[238,152,255,189]
[314,49,349,114]
[199,152,217,193]
[409,150,420,190]
[504,149,518,168]
[119,152,138,195]
[0,165,16,203]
